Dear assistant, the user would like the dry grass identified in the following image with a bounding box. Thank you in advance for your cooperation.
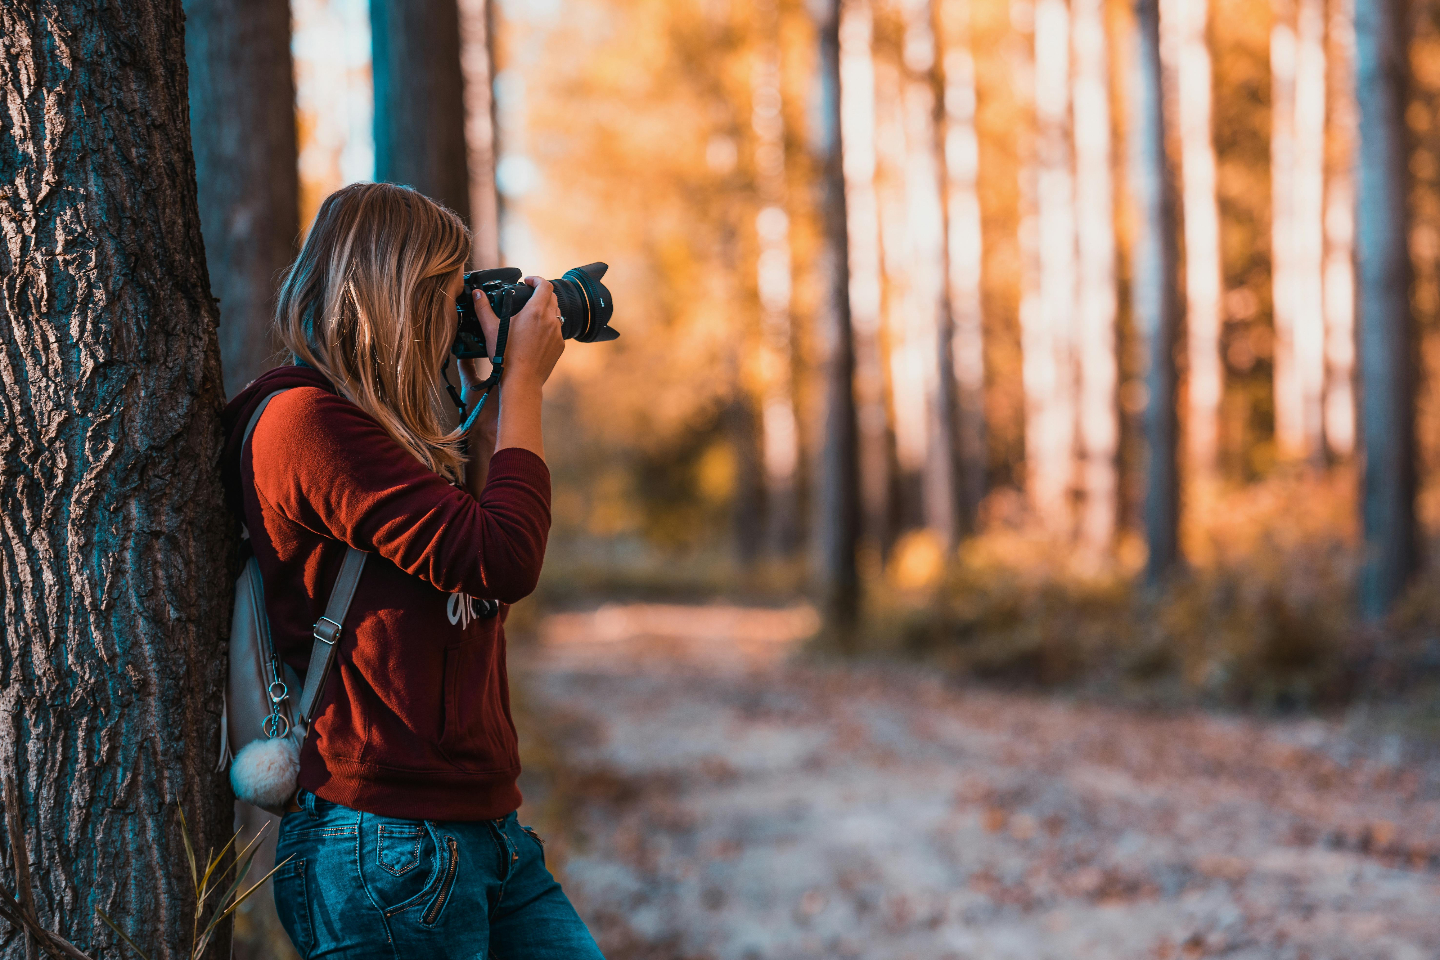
[846,470,1440,718]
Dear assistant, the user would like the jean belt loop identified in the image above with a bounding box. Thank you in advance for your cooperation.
[301,788,318,819]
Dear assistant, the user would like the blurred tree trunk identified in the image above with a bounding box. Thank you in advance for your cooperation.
[937,0,987,540]
[839,0,896,559]
[1353,0,1416,617]
[1323,0,1358,457]
[1294,0,1328,459]
[1271,0,1326,461]
[814,0,861,637]
[459,0,502,267]
[372,0,472,220]
[185,0,298,398]
[0,2,234,957]
[1026,0,1078,536]
[1271,0,1300,454]
[1131,0,1183,582]
[1162,0,1224,485]
[753,0,802,557]
[895,0,966,551]
[1072,0,1120,551]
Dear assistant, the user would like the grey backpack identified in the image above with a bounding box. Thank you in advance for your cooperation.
[215,388,367,816]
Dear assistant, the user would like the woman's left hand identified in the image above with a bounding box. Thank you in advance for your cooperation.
[457,287,503,434]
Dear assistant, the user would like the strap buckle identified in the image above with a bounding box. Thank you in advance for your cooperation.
[313,616,343,646]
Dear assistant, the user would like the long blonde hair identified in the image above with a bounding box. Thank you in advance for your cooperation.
[276,182,471,483]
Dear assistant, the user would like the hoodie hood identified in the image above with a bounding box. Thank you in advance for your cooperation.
[221,365,337,517]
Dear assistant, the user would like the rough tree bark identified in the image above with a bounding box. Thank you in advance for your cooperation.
[814,0,862,637]
[0,2,234,958]
[1131,0,1183,582]
[1353,0,1417,617]
[185,0,298,399]
[372,0,473,221]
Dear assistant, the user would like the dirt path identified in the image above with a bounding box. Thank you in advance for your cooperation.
[516,602,1440,960]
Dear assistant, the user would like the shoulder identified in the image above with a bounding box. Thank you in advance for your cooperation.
[256,387,380,444]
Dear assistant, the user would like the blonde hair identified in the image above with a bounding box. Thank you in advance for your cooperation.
[276,182,471,483]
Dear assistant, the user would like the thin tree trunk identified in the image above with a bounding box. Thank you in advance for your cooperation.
[0,3,233,957]
[753,0,802,557]
[1163,0,1224,483]
[1271,0,1309,457]
[1027,0,1078,535]
[840,0,894,558]
[1353,0,1416,617]
[185,0,299,398]
[895,0,966,551]
[1072,0,1121,551]
[937,0,987,538]
[814,0,862,636]
[1131,0,1183,581]
[1293,0,1328,460]
[372,0,472,220]
[459,0,502,268]
[877,55,927,516]
[1324,0,1358,456]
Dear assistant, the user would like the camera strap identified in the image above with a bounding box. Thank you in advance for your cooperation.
[443,314,510,433]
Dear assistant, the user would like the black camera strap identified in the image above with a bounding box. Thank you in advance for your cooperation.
[443,314,510,433]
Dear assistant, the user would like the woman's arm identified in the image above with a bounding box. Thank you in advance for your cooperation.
[462,276,564,471]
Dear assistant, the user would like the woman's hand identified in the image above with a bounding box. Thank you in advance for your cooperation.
[499,277,564,388]
[483,276,562,462]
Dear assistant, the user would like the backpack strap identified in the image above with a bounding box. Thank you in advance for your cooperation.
[242,387,369,732]
[295,546,365,727]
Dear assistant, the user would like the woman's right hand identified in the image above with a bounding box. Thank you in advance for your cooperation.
[494,276,565,389]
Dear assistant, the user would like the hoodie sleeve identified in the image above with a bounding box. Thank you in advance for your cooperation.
[248,387,551,603]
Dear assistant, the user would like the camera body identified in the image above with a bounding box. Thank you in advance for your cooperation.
[453,262,617,359]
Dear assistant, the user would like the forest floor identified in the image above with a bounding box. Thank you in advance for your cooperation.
[513,602,1440,960]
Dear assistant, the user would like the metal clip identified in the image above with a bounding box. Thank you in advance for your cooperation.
[313,616,343,645]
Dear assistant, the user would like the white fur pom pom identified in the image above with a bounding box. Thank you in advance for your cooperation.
[231,737,301,810]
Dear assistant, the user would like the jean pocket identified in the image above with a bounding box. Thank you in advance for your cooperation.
[272,856,314,957]
[377,822,426,877]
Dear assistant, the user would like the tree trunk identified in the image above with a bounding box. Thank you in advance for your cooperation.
[1353,0,1416,617]
[372,0,472,221]
[814,0,861,636]
[186,0,299,399]
[753,0,803,557]
[1131,0,1183,582]
[839,0,895,559]
[1323,0,1357,456]
[1027,0,1078,535]
[1072,0,1121,552]
[0,3,234,958]
[1293,0,1328,460]
[458,0,502,268]
[937,0,987,539]
[1162,0,1224,484]
[894,0,967,551]
[1271,0,1326,460]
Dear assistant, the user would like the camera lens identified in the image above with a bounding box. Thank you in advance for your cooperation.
[555,262,618,343]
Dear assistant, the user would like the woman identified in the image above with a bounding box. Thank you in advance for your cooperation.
[220,182,603,958]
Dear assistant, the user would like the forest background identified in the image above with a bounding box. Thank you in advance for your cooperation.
[3,0,1440,955]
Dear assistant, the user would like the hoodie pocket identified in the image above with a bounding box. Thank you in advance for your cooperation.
[438,642,517,772]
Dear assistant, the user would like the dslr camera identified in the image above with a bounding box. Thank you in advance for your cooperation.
[453,262,617,359]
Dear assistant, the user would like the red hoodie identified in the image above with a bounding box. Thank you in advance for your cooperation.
[221,366,550,820]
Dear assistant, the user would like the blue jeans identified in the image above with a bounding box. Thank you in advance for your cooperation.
[273,789,605,959]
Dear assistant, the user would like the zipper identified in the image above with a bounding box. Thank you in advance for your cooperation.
[422,836,459,925]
